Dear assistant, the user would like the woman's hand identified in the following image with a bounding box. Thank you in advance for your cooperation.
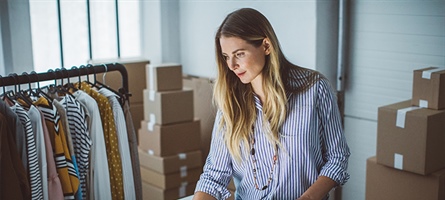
[297,176,337,200]
[192,192,216,200]
[297,195,315,200]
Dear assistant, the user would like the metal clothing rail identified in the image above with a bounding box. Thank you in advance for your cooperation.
[0,63,129,97]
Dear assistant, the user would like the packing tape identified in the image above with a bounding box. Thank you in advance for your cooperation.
[180,166,188,177]
[419,99,428,108]
[148,114,155,131]
[149,65,154,90]
[394,153,403,170]
[179,182,188,197]
[178,153,187,160]
[149,90,155,101]
[396,106,421,128]
[421,67,445,79]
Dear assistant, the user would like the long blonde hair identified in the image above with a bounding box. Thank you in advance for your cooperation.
[214,8,318,162]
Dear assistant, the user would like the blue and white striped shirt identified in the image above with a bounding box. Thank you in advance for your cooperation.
[195,73,350,200]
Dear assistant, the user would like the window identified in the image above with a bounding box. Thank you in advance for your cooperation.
[29,0,141,73]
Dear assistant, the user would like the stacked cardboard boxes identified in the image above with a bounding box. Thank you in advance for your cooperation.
[366,67,445,200]
[182,75,216,162]
[138,64,203,200]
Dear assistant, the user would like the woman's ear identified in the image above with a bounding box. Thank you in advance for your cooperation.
[263,38,272,55]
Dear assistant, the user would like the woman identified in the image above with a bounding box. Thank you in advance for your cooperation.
[194,8,350,200]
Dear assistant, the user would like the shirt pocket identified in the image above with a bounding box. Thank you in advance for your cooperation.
[280,103,314,137]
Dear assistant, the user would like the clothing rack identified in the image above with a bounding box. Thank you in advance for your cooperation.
[0,62,143,199]
[0,63,129,98]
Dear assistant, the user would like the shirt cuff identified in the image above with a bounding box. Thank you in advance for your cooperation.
[194,178,232,200]
[319,164,350,186]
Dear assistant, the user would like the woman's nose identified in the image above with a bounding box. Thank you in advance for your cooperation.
[227,58,238,70]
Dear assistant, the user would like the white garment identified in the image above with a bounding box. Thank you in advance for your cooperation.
[99,88,135,200]
[73,90,112,200]
[28,105,48,200]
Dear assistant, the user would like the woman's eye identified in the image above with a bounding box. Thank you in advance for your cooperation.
[235,52,245,58]
[222,55,229,61]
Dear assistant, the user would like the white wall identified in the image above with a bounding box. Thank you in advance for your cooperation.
[0,0,33,75]
[178,1,318,79]
[141,0,163,65]
[342,1,445,200]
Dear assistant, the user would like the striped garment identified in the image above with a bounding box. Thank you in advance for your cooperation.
[60,95,92,200]
[195,72,350,200]
[12,103,44,200]
[35,97,80,200]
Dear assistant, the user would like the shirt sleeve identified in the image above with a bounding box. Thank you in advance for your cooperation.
[194,110,233,199]
[316,78,351,185]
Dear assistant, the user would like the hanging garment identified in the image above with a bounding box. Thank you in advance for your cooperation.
[99,88,135,200]
[77,82,124,200]
[0,112,26,200]
[123,99,143,200]
[2,97,28,170]
[27,105,49,200]
[0,100,30,199]
[34,96,80,200]
[37,108,64,200]
[72,89,112,200]
[53,100,82,199]
[53,100,77,163]
[59,94,92,200]
[11,103,44,200]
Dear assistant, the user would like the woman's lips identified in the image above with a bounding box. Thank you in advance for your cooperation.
[236,72,246,77]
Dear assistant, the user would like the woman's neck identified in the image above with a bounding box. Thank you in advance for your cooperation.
[251,77,265,104]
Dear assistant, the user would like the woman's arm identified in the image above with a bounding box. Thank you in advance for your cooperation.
[194,111,233,199]
[297,176,337,200]
[193,192,217,200]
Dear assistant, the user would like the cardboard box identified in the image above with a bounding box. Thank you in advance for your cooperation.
[140,166,202,189]
[130,103,144,135]
[138,120,201,156]
[92,57,149,104]
[412,67,445,110]
[147,63,183,91]
[142,181,196,200]
[183,75,216,162]
[138,148,202,174]
[366,156,445,200]
[143,89,194,124]
[377,100,445,175]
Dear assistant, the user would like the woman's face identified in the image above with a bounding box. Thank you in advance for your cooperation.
[220,36,269,84]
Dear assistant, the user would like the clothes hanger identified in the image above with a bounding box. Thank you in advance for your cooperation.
[40,69,63,100]
[61,67,77,92]
[17,72,36,107]
[60,68,77,98]
[71,65,81,86]
[94,64,127,105]
[0,75,14,102]
[82,64,96,88]
[6,73,19,99]
[102,63,108,85]
[78,65,86,89]
[30,71,53,104]
[69,66,82,91]
[6,73,30,105]
[22,72,38,97]
[90,64,98,87]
